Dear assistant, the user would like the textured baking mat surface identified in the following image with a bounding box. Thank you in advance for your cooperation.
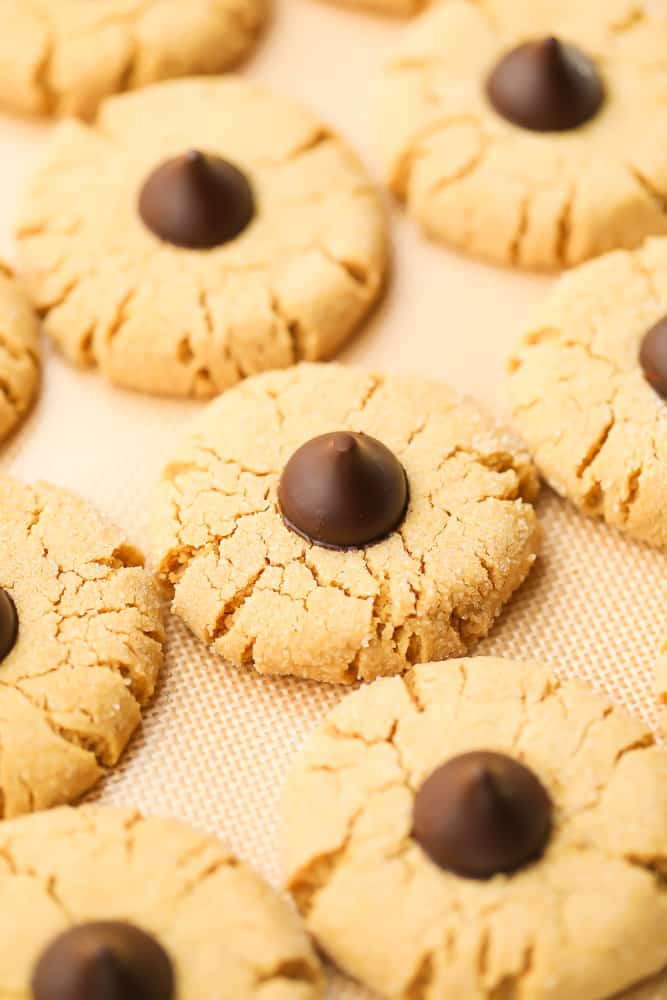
[1,1,666,997]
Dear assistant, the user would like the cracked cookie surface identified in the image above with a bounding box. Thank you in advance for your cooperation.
[0,804,322,998]
[282,656,667,999]
[0,477,164,816]
[508,238,667,549]
[0,266,40,445]
[150,363,540,684]
[16,77,386,399]
[0,0,265,119]
[321,0,427,16]
[376,0,667,270]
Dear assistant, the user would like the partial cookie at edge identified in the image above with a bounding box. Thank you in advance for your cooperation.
[0,0,266,119]
[282,656,667,999]
[508,238,667,548]
[0,477,165,817]
[0,804,322,999]
[0,265,40,444]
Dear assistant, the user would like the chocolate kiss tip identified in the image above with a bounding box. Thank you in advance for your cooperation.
[183,149,206,171]
[278,431,408,550]
[486,35,604,133]
[332,433,357,454]
[32,922,174,1000]
[138,149,255,250]
[412,751,553,880]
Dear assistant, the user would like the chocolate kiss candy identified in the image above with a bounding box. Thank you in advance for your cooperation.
[486,37,605,132]
[0,588,18,662]
[640,315,667,399]
[278,431,408,549]
[412,751,553,879]
[31,921,174,1000]
[138,149,255,249]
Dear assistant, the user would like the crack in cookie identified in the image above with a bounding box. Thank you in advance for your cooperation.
[0,477,165,816]
[282,657,667,998]
[151,364,541,683]
[0,0,265,119]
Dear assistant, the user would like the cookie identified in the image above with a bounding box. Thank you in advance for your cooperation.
[0,804,322,998]
[0,0,265,119]
[0,477,164,817]
[508,238,667,549]
[376,0,667,270]
[0,265,40,444]
[16,77,386,399]
[150,363,541,684]
[282,656,667,998]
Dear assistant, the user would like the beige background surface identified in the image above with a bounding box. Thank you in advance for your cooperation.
[0,1,666,997]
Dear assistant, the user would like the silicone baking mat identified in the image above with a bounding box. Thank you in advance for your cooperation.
[0,2,666,996]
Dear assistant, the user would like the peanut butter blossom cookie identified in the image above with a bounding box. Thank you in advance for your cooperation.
[282,657,667,998]
[0,265,40,444]
[508,238,667,549]
[151,363,540,683]
[0,477,164,816]
[0,804,322,998]
[0,0,265,119]
[376,0,667,269]
[16,78,386,398]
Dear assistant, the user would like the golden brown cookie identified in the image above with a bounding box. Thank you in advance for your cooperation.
[0,477,164,816]
[508,238,667,548]
[283,657,667,998]
[17,78,387,398]
[376,0,667,270]
[0,804,322,998]
[151,363,541,683]
[0,0,265,119]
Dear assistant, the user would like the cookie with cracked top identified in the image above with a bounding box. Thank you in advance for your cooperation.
[0,804,322,998]
[282,656,667,998]
[0,476,164,817]
[376,0,667,270]
[16,77,387,398]
[0,0,265,119]
[508,237,667,549]
[150,363,541,683]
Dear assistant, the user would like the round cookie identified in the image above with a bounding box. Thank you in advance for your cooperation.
[0,265,40,444]
[0,804,322,998]
[0,0,265,119]
[282,656,667,998]
[508,237,667,548]
[0,477,164,817]
[16,78,387,399]
[150,363,541,684]
[376,0,667,270]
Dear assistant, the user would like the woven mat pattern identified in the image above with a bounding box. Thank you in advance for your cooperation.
[1,2,666,996]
